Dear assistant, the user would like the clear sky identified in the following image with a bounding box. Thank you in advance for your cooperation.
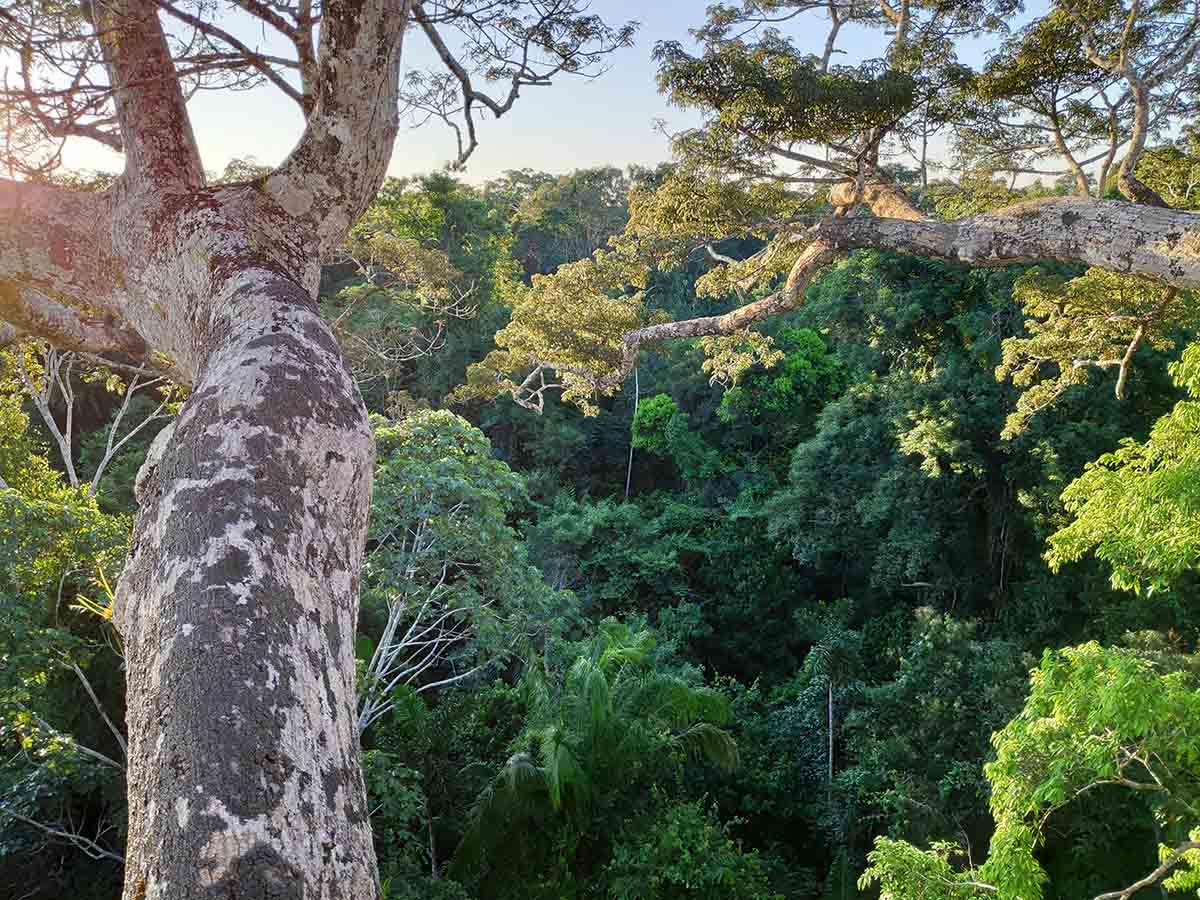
[61,0,1044,183]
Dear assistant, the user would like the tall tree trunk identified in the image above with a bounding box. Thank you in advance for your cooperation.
[1117,78,1168,207]
[1,2,413,895]
[827,680,834,805]
[114,266,378,898]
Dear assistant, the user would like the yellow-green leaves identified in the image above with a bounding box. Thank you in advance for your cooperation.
[459,167,808,413]
[859,838,992,899]
[622,173,799,269]
[997,267,1195,437]
[458,250,651,414]
[1163,829,1200,893]
[697,331,784,388]
[983,640,1200,899]
[342,226,463,309]
[1046,343,1200,592]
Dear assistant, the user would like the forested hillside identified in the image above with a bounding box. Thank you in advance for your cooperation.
[6,148,1200,898]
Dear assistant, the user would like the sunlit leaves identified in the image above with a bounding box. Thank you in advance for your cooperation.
[631,394,724,482]
[696,331,784,388]
[1163,828,1200,893]
[621,172,800,270]
[862,638,1200,899]
[1136,139,1200,210]
[859,838,992,899]
[997,267,1196,437]
[656,36,918,149]
[1046,343,1200,591]
[457,250,652,414]
[981,639,1200,898]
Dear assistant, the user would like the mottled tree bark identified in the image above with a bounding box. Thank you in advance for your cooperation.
[1,0,409,894]
[114,266,377,899]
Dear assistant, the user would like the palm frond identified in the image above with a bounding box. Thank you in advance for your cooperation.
[676,722,740,772]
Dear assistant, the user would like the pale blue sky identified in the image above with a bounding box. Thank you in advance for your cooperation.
[62,0,1043,182]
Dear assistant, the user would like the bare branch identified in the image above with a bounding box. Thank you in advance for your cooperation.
[1,809,125,863]
[154,0,305,109]
[1093,841,1200,900]
[15,346,79,487]
[69,661,128,758]
[88,372,171,495]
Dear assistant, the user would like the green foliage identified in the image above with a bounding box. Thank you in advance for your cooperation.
[0,353,127,898]
[717,328,844,429]
[453,620,738,897]
[632,394,723,482]
[502,167,633,276]
[0,353,129,601]
[655,36,918,150]
[1136,138,1200,210]
[366,680,526,893]
[324,173,523,410]
[360,410,575,726]
[982,638,1200,899]
[630,393,678,456]
[12,96,1200,900]
[998,268,1197,436]
[363,748,429,880]
[1047,342,1200,592]
[765,375,1000,596]
[382,878,475,900]
[606,798,782,900]
[458,249,652,414]
[863,636,1200,900]
[859,838,991,899]
[843,611,1027,848]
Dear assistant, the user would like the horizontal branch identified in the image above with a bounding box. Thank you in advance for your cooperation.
[596,197,1200,392]
[0,178,118,299]
[0,284,145,356]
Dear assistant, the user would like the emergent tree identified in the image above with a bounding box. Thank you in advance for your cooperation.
[0,2,632,897]
[463,0,1200,419]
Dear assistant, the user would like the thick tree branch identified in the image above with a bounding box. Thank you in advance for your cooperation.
[0,284,145,357]
[90,0,203,188]
[267,0,413,255]
[0,178,119,302]
[590,197,1200,394]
